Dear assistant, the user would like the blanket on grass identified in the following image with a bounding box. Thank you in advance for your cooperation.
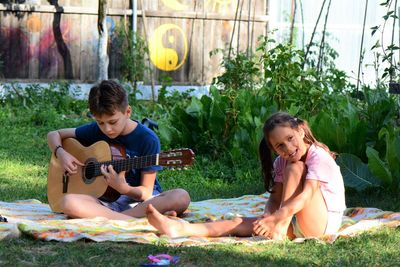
[1,193,400,246]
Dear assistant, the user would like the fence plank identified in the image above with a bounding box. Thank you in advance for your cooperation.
[27,13,41,79]
[68,0,82,80]
[80,13,98,81]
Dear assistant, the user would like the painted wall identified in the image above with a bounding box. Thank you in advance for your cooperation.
[0,0,268,84]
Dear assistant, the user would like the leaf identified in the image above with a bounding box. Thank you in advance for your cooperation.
[371,40,380,49]
[209,99,226,138]
[185,97,203,117]
[336,153,381,191]
[366,146,392,186]
[371,26,379,36]
[171,106,197,145]
[379,128,400,185]
[157,122,174,145]
[383,11,394,20]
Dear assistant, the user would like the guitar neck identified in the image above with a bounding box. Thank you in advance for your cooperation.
[92,154,159,176]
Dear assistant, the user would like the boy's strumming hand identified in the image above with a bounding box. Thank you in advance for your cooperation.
[58,150,84,175]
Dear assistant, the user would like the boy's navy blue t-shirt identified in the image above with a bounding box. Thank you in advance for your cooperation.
[75,121,163,193]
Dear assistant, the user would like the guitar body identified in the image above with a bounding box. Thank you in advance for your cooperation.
[47,138,195,213]
[47,138,116,213]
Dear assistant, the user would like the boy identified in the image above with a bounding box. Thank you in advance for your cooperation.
[47,80,190,219]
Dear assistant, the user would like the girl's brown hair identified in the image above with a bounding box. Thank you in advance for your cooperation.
[259,112,335,192]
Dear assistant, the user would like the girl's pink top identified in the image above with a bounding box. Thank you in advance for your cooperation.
[273,144,346,212]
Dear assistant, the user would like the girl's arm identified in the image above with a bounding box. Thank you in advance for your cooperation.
[264,182,283,215]
[272,179,320,221]
[254,179,320,239]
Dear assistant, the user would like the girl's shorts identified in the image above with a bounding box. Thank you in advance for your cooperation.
[292,210,343,238]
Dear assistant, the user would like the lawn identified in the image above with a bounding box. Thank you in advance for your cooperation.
[1,110,400,267]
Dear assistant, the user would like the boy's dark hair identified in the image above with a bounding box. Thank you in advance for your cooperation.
[259,112,335,192]
[88,80,128,116]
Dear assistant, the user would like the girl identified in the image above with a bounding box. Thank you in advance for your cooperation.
[146,112,346,240]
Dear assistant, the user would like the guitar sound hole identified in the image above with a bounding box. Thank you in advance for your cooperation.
[83,159,97,184]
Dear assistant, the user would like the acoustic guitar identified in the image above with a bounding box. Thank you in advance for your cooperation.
[47,138,195,212]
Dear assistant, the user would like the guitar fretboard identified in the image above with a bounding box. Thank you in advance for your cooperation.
[89,154,159,177]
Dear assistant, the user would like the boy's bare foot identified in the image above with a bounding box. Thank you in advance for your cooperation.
[146,204,184,238]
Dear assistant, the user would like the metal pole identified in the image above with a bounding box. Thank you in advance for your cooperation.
[132,0,137,34]
[356,0,368,92]
[390,0,398,81]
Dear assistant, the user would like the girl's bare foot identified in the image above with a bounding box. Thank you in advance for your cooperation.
[146,204,185,238]
[163,210,178,217]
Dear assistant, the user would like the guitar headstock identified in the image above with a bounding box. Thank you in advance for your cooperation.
[159,149,195,169]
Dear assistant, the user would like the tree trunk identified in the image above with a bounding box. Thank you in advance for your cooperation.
[98,0,109,81]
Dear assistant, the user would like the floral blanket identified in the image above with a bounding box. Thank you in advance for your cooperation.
[1,193,399,246]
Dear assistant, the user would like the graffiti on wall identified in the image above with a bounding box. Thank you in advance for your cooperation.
[0,14,75,78]
[0,27,31,77]
[149,24,188,71]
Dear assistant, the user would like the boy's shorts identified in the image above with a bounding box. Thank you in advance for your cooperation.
[292,210,343,238]
[98,189,161,212]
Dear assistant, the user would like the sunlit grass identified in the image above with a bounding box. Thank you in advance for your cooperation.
[0,159,48,202]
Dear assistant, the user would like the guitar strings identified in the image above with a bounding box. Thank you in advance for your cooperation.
[81,150,189,176]
[83,154,158,175]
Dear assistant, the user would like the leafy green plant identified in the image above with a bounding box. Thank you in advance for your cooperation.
[211,48,260,91]
[257,36,350,117]
[309,96,368,159]
[336,153,381,191]
[168,86,232,155]
[366,127,400,191]
[359,84,399,148]
[0,81,87,127]
[370,0,400,80]
[230,89,277,161]
[116,22,150,100]
[157,34,357,165]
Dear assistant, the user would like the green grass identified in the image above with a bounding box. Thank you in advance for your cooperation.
[1,229,399,266]
[1,109,400,266]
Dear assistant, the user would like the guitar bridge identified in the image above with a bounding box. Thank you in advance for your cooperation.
[62,173,69,193]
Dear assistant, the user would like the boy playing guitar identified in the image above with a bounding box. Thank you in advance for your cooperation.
[47,80,192,219]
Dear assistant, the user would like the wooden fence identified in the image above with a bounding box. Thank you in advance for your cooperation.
[0,0,268,84]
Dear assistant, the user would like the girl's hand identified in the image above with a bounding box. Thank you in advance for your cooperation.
[58,150,84,175]
[100,164,130,194]
[253,215,288,240]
